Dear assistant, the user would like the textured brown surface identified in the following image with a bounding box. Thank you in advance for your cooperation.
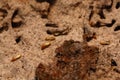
[36,40,99,80]
[0,0,120,80]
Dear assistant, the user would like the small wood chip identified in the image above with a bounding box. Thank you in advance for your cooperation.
[54,33,60,36]
[41,42,51,50]
[45,36,55,41]
[11,54,21,62]
[100,40,110,45]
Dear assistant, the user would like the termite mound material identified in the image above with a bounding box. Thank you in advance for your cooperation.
[35,40,99,80]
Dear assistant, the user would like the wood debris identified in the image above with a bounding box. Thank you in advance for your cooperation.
[11,54,21,62]
[100,40,110,45]
[45,36,55,41]
[41,42,51,50]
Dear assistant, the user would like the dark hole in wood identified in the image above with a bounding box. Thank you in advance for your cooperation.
[15,36,21,43]
[95,21,101,27]
[40,9,49,19]
[116,2,120,9]
[103,5,112,10]
[36,0,56,5]
[111,59,117,66]
[0,23,9,33]
[98,9,105,19]
[46,30,52,34]
[72,2,81,7]
[41,14,48,18]
[36,0,45,2]
[11,9,23,28]
[113,68,120,74]
[12,9,19,19]
[3,23,9,31]
[89,10,94,21]
[0,8,8,18]
[0,27,5,33]
[89,67,96,72]
[45,23,58,27]
[102,0,113,10]
[0,8,7,14]
[34,76,39,80]
[114,25,120,31]
[86,37,93,42]
[12,21,22,28]
[89,5,93,9]
[105,19,116,27]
